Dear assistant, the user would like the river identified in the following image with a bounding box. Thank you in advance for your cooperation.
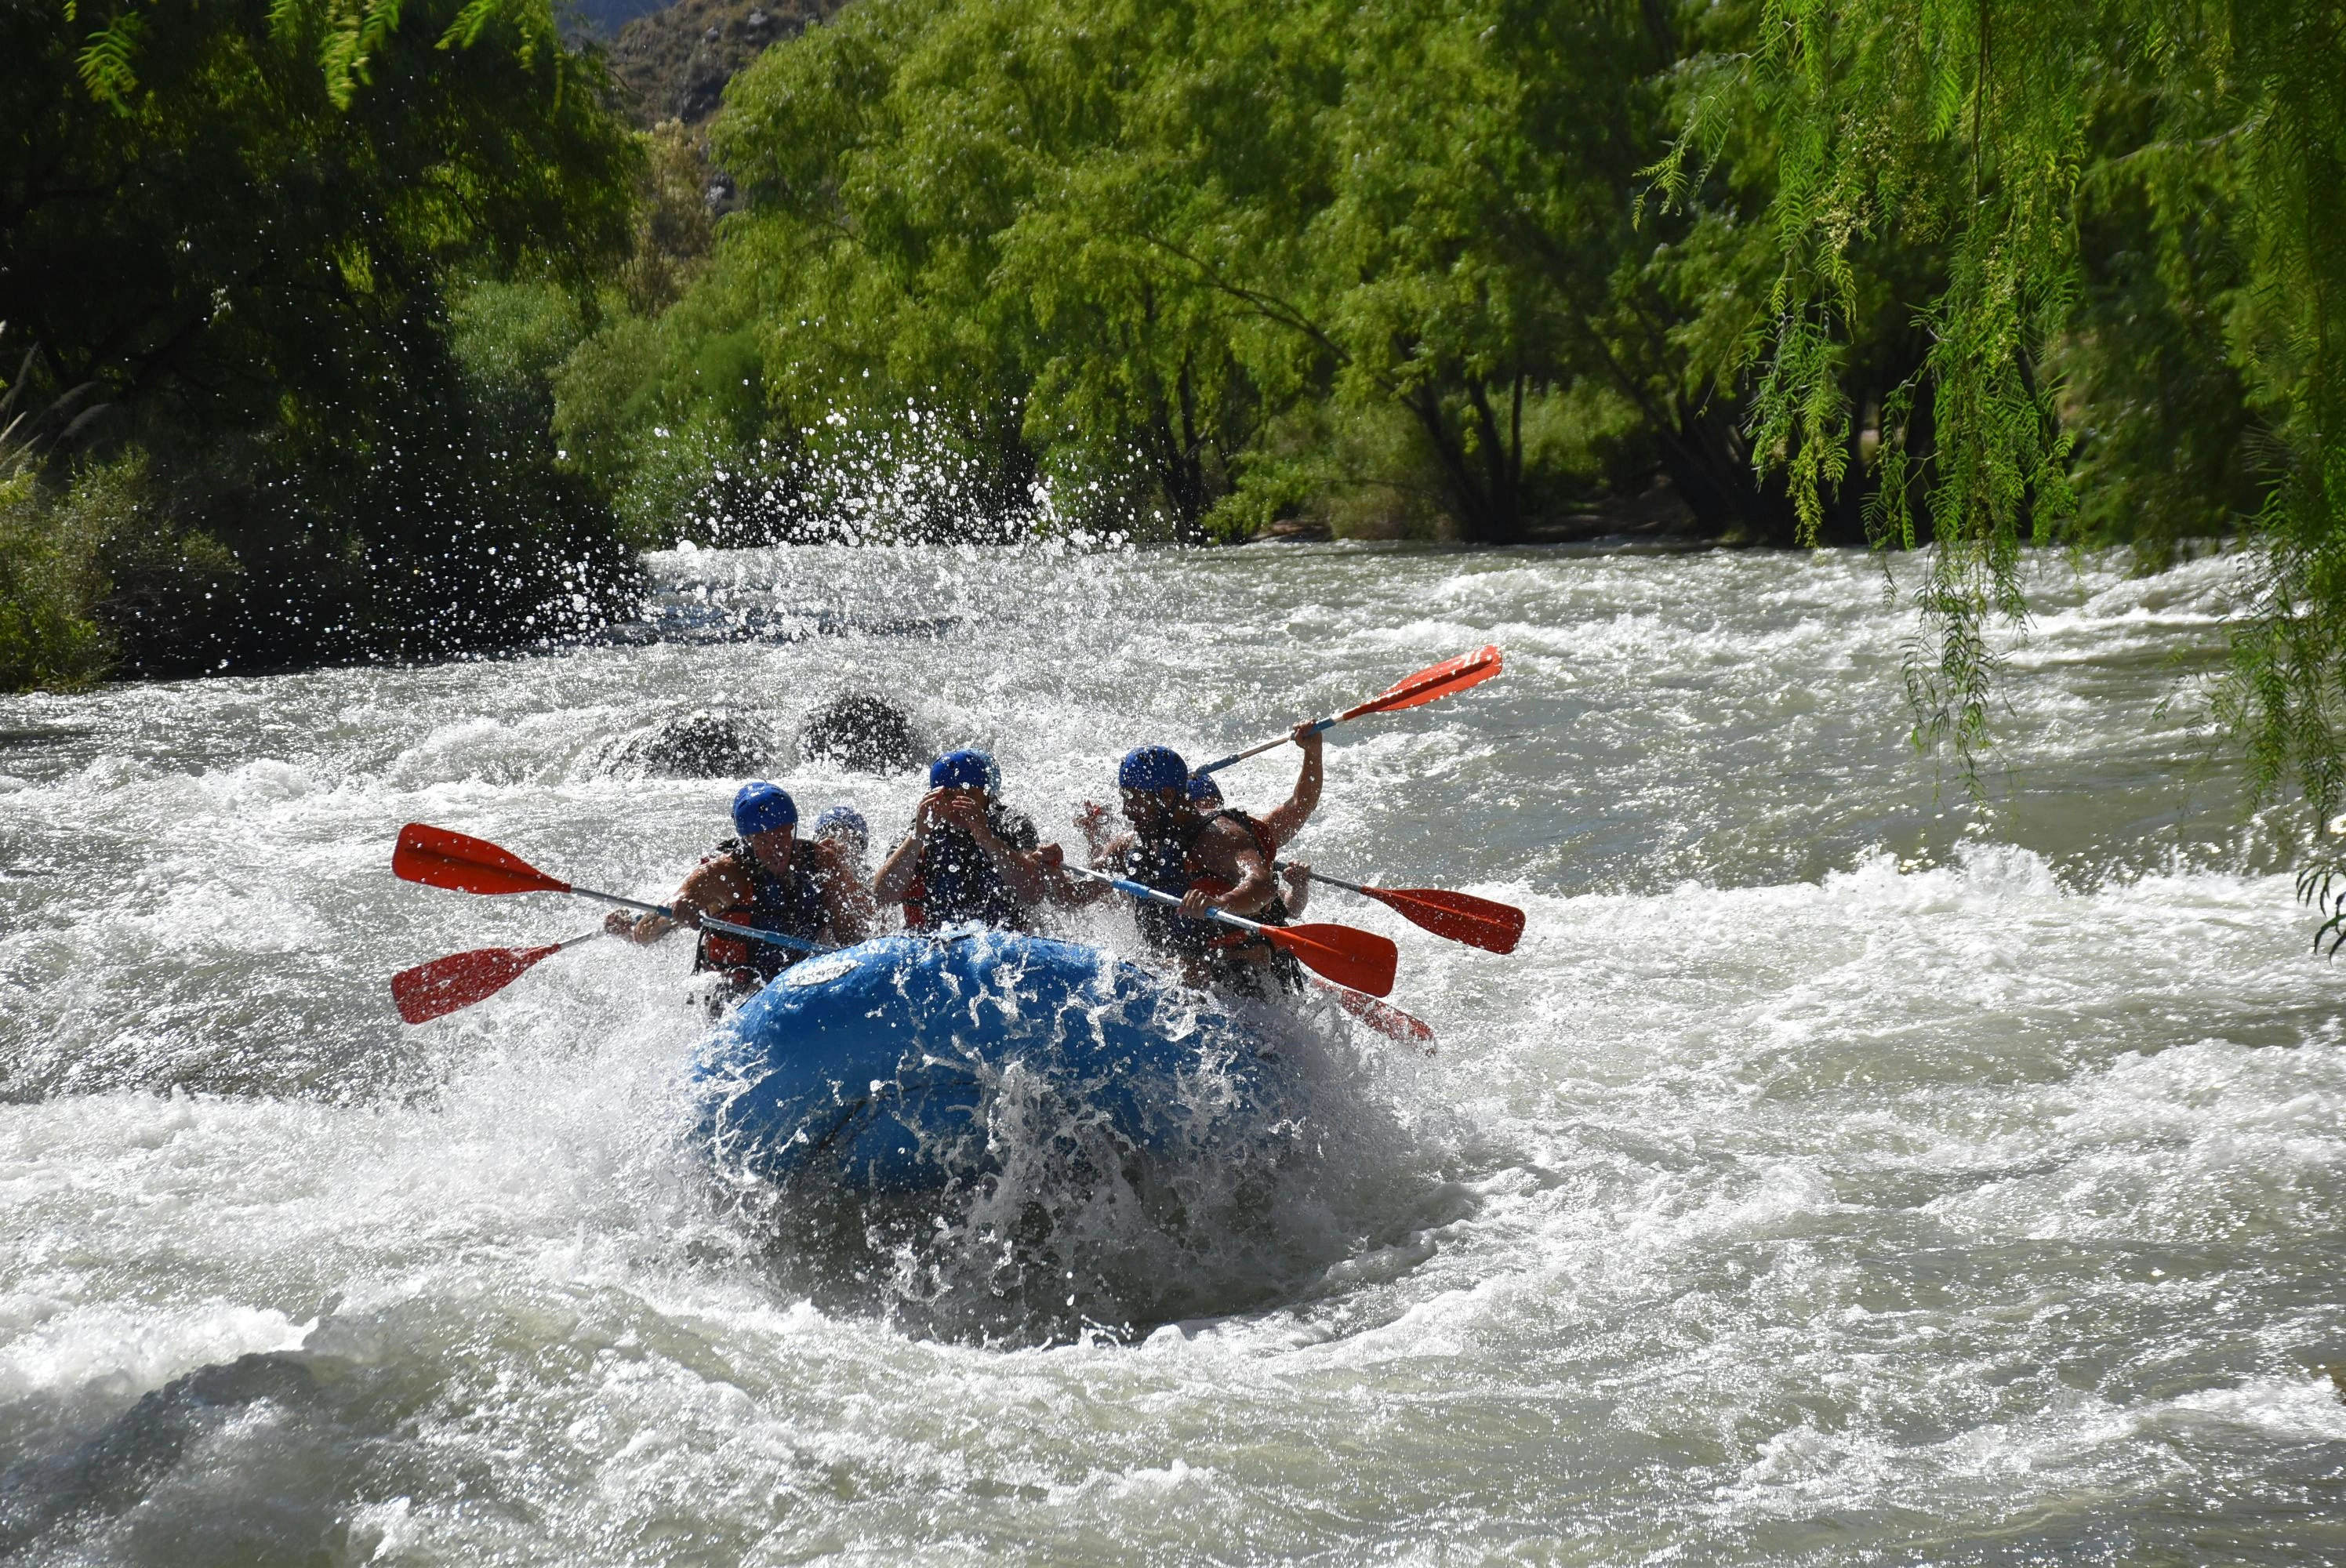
[4,539,2342,1564]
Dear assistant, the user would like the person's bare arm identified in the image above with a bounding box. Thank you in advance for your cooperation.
[873,832,922,905]
[604,858,745,944]
[948,798,1048,903]
[1177,820,1276,920]
[875,792,948,905]
[1258,722,1324,849]
[1051,808,1124,906]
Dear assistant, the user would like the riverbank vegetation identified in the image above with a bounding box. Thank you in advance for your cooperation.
[0,0,645,685]
[8,0,2346,862]
[570,0,2319,567]
[1647,0,2344,822]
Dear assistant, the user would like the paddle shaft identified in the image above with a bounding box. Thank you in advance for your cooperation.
[566,881,831,956]
[1193,645,1502,778]
[1064,863,1287,940]
[392,824,831,955]
[1193,717,1335,778]
[1271,859,1523,954]
[1284,862,1369,896]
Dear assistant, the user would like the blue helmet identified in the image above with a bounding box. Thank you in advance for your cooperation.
[812,804,867,848]
[732,780,798,837]
[1186,771,1224,806]
[929,749,991,791]
[1118,745,1189,792]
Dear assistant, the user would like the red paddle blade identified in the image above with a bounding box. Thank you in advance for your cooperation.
[394,823,572,897]
[1265,921,1399,996]
[391,942,561,1024]
[1313,978,1437,1053]
[1341,645,1502,722]
[1365,886,1526,954]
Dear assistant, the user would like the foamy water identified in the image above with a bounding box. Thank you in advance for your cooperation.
[5,541,2343,1563]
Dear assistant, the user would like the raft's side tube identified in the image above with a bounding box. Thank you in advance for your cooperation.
[692,931,1263,1192]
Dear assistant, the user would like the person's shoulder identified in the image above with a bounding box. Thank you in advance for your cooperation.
[683,851,748,895]
[992,804,1039,849]
[1197,814,1258,851]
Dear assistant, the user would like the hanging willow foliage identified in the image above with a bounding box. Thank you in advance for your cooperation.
[1652,0,2346,823]
[66,0,556,112]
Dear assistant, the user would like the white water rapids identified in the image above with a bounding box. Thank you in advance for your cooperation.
[4,541,2343,1563]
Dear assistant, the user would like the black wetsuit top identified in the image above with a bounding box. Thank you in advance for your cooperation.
[908,803,1040,931]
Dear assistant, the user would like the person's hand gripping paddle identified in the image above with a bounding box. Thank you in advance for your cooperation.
[1060,863,1400,996]
[387,822,833,1022]
[1192,645,1505,776]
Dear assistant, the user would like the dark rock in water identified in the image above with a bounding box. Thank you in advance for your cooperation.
[797,690,926,774]
[612,709,775,778]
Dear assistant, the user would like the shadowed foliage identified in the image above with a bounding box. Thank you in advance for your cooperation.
[2,0,645,681]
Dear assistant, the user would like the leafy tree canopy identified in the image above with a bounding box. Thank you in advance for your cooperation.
[574,0,1867,543]
[4,0,644,674]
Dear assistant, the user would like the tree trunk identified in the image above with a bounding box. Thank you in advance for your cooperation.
[1405,378,1527,543]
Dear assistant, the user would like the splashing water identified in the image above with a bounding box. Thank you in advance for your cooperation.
[4,540,2344,1563]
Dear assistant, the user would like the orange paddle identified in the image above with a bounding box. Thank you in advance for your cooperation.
[1064,865,1400,996]
[1311,977,1437,1054]
[1284,865,1524,954]
[392,822,579,897]
[391,931,601,1024]
[394,822,832,949]
[1193,645,1504,775]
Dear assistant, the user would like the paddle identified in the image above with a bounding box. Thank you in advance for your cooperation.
[392,822,833,956]
[1193,645,1505,776]
[1062,864,1399,996]
[1282,864,1524,954]
[1311,976,1437,1054]
[391,931,602,1025]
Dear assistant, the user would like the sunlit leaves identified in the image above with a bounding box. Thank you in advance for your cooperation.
[73,9,141,109]
[670,0,1702,539]
[64,0,557,114]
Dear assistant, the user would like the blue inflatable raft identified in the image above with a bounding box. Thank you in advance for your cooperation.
[692,929,1271,1192]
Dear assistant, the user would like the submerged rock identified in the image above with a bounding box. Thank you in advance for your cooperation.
[797,689,926,774]
[611,708,775,778]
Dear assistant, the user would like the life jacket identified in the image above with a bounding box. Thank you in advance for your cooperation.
[692,837,829,989]
[904,803,1039,932]
[1123,809,1292,958]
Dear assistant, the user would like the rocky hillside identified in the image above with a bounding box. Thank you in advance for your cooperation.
[564,0,670,36]
[607,0,837,126]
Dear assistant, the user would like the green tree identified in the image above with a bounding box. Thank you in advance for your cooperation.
[4,0,643,678]
[1654,0,2344,814]
[606,0,1836,543]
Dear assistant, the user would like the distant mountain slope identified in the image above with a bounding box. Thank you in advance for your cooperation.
[564,0,670,36]
[608,0,838,126]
